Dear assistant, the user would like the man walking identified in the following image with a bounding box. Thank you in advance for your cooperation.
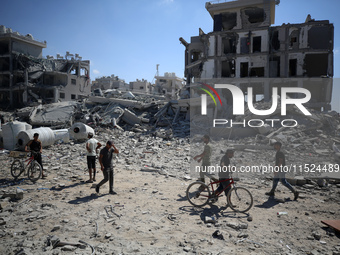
[214,149,234,199]
[193,134,212,183]
[25,133,46,178]
[265,142,299,200]
[85,132,101,183]
[96,140,119,195]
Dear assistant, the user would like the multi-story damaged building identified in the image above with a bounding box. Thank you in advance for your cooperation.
[180,0,334,111]
[0,25,91,109]
[91,74,126,91]
[154,72,186,100]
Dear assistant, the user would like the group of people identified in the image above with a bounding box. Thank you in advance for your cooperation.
[194,134,299,202]
[25,132,119,195]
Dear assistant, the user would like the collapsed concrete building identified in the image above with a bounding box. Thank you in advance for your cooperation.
[91,74,126,91]
[0,25,91,109]
[154,72,186,100]
[180,0,334,112]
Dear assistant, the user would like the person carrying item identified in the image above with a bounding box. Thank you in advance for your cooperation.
[25,133,46,178]
[265,142,299,200]
[85,132,102,183]
[96,140,119,195]
[193,134,212,183]
[214,149,234,199]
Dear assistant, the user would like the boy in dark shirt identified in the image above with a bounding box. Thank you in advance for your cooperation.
[265,142,299,200]
[25,133,46,178]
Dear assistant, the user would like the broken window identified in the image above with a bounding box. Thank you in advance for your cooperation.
[190,51,201,62]
[269,57,280,77]
[289,59,297,77]
[304,54,328,77]
[221,60,235,77]
[0,41,9,54]
[221,12,237,30]
[289,29,299,50]
[71,79,76,85]
[0,58,10,71]
[140,86,144,90]
[308,26,332,50]
[241,37,250,54]
[80,68,86,76]
[222,37,236,54]
[253,36,261,53]
[71,94,76,100]
[250,67,264,77]
[240,62,249,77]
[213,14,223,32]
[60,93,65,99]
[270,30,280,51]
[244,7,265,24]
[0,74,10,87]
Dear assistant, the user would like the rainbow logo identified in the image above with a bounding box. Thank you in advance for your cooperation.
[198,83,222,115]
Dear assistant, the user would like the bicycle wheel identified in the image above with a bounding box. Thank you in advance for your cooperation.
[11,160,23,179]
[27,161,42,182]
[186,181,211,207]
[227,187,253,213]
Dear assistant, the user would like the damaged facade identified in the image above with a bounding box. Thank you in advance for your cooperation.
[180,0,334,111]
[91,74,126,91]
[0,25,91,109]
[154,72,185,100]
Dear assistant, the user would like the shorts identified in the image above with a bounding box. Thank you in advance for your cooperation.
[87,156,96,169]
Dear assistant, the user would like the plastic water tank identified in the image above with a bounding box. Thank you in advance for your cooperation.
[0,25,6,34]
[16,127,55,150]
[69,123,94,141]
[53,129,70,143]
[2,121,32,150]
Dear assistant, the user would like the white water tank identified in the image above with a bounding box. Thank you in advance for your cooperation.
[16,127,55,150]
[0,25,6,34]
[69,123,94,141]
[2,121,32,150]
[53,129,70,143]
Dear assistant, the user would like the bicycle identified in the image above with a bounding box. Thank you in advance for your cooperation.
[186,176,253,213]
[10,151,42,182]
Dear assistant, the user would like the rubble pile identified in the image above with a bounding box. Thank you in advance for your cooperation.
[0,125,339,254]
[0,99,339,254]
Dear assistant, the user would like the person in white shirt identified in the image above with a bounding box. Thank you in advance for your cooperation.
[85,132,102,183]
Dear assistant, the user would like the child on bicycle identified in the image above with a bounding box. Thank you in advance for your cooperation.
[214,149,234,199]
[25,133,46,178]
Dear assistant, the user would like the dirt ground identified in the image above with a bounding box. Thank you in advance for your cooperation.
[0,130,340,255]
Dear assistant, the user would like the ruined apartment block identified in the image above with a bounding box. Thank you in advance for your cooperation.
[180,0,334,111]
[154,72,186,100]
[0,25,91,109]
[129,79,152,94]
[91,74,126,91]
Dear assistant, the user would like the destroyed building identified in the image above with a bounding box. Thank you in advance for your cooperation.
[129,79,152,94]
[180,0,334,112]
[0,25,91,109]
[154,72,186,100]
[91,74,126,91]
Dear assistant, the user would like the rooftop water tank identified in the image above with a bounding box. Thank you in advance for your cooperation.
[0,25,6,34]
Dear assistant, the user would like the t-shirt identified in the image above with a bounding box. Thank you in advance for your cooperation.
[86,138,99,156]
[202,144,212,166]
[275,150,285,167]
[100,146,115,168]
[27,140,42,153]
[219,154,231,178]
